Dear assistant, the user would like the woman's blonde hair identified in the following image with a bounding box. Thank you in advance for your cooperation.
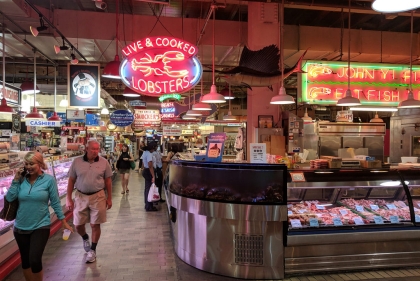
[24,152,47,170]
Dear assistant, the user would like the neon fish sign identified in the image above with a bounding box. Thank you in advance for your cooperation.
[300,60,420,106]
[120,36,202,97]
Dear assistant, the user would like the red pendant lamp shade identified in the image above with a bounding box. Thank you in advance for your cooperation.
[102,55,121,79]
[21,79,40,95]
[25,107,44,119]
[48,111,61,121]
[0,98,13,113]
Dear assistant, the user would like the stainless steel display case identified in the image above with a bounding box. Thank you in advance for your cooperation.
[285,168,420,274]
[167,160,288,279]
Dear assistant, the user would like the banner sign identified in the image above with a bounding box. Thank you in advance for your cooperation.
[25,120,61,127]
[110,110,135,127]
[68,63,100,108]
[163,126,182,136]
[196,133,226,162]
[120,36,202,97]
[0,81,20,105]
[66,109,86,120]
[300,60,420,106]
[129,100,147,107]
[133,109,161,129]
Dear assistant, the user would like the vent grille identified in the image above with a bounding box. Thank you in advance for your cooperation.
[234,234,264,265]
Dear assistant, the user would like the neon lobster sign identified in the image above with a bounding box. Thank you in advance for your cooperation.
[120,36,202,97]
[300,60,420,106]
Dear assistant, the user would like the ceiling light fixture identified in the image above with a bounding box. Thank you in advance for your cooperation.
[372,0,420,13]
[101,107,109,114]
[186,88,203,116]
[48,66,62,121]
[59,97,68,107]
[370,112,384,123]
[20,79,40,95]
[202,4,226,104]
[0,23,13,114]
[102,0,121,79]
[30,15,48,37]
[25,50,44,119]
[398,11,420,109]
[94,0,107,10]
[223,83,237,121]
[70,48,79,65]
[122,86,140,97]
[220,84,235,100]
[271,0,295,105]
[54,37,69,54]
[349,106,398,112]
[301,107,312,122]
[337,0,361,107]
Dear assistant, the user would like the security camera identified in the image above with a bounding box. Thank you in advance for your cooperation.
[94,1,107,10]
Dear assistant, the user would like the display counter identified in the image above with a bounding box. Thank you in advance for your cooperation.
[166,160,288,279]
[285,168,420,274]
[0,155,80,279]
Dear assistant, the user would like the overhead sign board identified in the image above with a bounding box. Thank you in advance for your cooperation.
[25,120,61,127]
[120,36,202,97]
[68,64,101,108]
[129,100,146,107]
[110,109,135,127]
[1,81,20,105]
[300,60,420,106]
[133,109,161,129]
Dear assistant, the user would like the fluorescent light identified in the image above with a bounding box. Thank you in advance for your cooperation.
[349,106,398,112]
[372,0,420,13]
[380,181,409,187]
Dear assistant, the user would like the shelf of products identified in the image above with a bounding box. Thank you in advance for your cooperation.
[104,136,114,152]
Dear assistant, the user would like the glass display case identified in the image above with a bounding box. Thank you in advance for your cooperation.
[287,169,412,229]
[52,157,80,197]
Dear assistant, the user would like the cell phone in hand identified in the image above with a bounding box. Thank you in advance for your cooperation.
[21,167,27,177]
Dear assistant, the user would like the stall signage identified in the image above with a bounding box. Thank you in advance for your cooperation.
[120,36,203,97]
[181,129,194,135]
[1,81,20,105]
[250,143,267,164]
[203,133,226,162]
[133,109,161,129]
[25,120,61,127]
[129,100,147,107]
[66,109,86,120]
[160,102,177,119]
[163,126,181,136]
[336,110,353,122]
[300,60,420,106]
[159,93,182,102]
[110,110,134,127]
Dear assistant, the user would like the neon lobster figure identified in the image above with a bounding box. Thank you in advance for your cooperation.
[131,51,189,78]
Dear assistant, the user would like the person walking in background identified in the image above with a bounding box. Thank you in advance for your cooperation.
[6,152,73,281]
[141,143,157,211]
[115,144,134,194]
[66,140,113,264]
[138,141,145,171]
[152,143,165,203]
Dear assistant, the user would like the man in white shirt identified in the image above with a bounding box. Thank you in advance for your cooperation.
[152,144,165,203]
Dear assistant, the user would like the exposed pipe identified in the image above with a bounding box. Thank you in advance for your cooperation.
[196,2,226,46]
[24,0,88,63]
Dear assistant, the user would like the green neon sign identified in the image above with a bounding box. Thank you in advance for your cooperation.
[299,60,420,106]
[159,93,182,102]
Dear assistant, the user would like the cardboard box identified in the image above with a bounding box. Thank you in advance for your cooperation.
[360,160,382,168]
[270,135,285,156]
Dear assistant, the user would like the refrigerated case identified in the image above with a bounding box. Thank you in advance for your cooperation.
[285,168,420,274]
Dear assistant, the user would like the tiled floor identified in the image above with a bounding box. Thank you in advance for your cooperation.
[4,171,420,281]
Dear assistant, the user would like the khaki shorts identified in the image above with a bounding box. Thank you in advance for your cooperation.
[73,190,107,225]
[119,169,130,174]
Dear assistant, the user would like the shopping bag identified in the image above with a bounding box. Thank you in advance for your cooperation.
[0,199,19,221]
[147,183,160,202]
[129,161,136,170]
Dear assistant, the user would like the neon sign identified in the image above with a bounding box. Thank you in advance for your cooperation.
[160,102,177,119]
[299,60,420,106]
[120,36,202,97]
[158,93,182,102]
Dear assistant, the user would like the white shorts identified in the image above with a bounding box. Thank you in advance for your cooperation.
[73,190,107,225]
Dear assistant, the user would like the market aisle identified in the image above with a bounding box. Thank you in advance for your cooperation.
[4,171,420,281]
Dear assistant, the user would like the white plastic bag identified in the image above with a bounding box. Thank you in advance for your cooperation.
[148,183,160,202]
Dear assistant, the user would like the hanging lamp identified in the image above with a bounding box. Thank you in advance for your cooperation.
[122,86,140,97]
[192,69,212,110]
[223,83,237,121]
[220,84,235,100]
[59,97,68,107]
[271,0,295,105]
[398,11,420,109]
[186,88,203,116]
[202,4,226,104]
[48,66,62,121]
[20,79,40,95]
[336,0,361,107]
[182,93,197,120]
[101,107,109,115]
[25,50,44,119]
[301,107,312,122]
[0,21,13,114]
[102,0,121,79]
[370,112,384,123]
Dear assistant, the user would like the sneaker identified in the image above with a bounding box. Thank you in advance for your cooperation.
[83,239,91,252]
[86,250,96,263]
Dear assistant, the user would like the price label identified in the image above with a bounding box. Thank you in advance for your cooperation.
[333,217,343,226]
[316,205,325,210]
[309,218,319,227]
[390,216,399,223]
[298,209,307,214]
[339,209,348,215]
[353,217,364,225]
[374,216,384,224]
[415,215,420,222]
[355,205,364,212]
[386,204,397,210]
[370,205,379,211]
[290,219,302,228]
[288,211,293,215]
